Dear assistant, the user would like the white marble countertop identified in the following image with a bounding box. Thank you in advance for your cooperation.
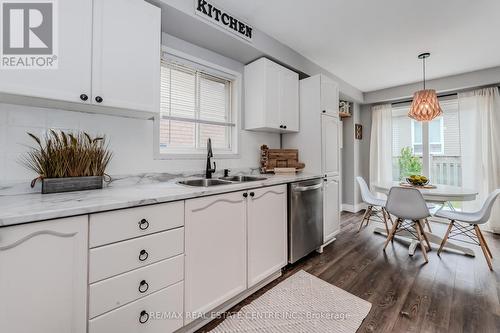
[0,173,322,227]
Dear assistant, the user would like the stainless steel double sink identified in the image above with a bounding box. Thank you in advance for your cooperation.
[178,175,267,187]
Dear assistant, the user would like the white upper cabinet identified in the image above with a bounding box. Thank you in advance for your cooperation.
[0,0,161,115]
[279,69,300,131]
[244,58,299,132]
[0,0,93,103]
[0,216,88,333]
[320,75,339,117]
[92,0,160,113]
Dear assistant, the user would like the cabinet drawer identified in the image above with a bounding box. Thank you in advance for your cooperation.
[89,281,184,333]
[89,201,184,248]
[89,254,184,318]
[89,228,184,283]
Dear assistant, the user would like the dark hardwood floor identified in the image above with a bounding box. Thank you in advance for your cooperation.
[198,211,500,333]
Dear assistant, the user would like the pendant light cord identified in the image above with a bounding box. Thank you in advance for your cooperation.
[423,56,426,90]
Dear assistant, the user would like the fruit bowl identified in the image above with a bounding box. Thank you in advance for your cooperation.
[406,175,429,186]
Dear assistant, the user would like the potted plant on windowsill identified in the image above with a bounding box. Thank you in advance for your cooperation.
[21,130,112,194]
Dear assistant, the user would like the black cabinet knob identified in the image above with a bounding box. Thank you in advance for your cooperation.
[138,280,149,293]
[139,310,149,324]
[243,193,248,198]
[322,110,326,113]
[80,94,88,101]
[283,125,287,129]
[95,96,103,103]
[250,192,255,197]
[138,219,149,230]
[279,125,284,128]
[138,249,149,262]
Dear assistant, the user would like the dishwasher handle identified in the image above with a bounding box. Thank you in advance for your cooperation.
[292,183,323,192]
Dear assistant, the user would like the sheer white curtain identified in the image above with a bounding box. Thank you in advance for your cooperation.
[459,87,500,233]
[370,104,393,189]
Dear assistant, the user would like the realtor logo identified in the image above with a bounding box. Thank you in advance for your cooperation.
[1,0,58,69]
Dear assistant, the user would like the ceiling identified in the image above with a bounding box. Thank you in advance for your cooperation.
[211,0,500,92]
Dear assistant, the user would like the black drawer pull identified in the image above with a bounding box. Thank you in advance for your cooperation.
[250,192,255,197]
[139,310,149,324]
[138,219,149,230]
[138,249,149,262]
[243,193,248,198]
[95,96,103,103]
[138,280,149,293]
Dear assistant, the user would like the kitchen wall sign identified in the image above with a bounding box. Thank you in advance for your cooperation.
[195,0,253,42]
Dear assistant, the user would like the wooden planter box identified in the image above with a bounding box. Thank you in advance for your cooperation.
[42,176,103,194]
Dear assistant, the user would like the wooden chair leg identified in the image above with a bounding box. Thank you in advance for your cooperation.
[477,227,493,259]
[438,221,454,256]
[387,213,394,225]
[358,206,371,232]
[475,225,493,271]
[383,218,400,251]
[381,208,390,235]
[415,221,429,263]
[364,206,373,227]
[424,218,432,233]
[418,220,432,251]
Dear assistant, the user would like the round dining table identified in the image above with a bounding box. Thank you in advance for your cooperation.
[371,181,478,257]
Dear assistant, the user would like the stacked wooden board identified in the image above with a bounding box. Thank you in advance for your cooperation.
[260,145,305,174]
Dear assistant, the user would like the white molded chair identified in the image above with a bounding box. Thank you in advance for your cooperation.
[356,177,391,234]
[436,189,500,271]
[383,187,432,263]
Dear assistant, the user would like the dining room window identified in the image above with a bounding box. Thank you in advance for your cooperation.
[392,97,462,186]
[411,117,444,155]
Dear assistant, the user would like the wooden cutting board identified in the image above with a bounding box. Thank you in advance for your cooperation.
[260,145,305,173]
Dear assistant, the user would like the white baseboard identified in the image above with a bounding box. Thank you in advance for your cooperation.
[342,203,367,213]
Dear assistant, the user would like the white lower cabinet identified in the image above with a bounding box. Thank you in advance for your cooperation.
[324,177,341,242]
[89,282,184,333]
[0,216,88,333]
[89,254,184,318]
[184,191,247,323]
[89,227,184,283]
[184,185,288,323]
[0,184,289,332]
[247,185,287,287]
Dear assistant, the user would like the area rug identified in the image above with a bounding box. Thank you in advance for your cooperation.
[210,270,372,333]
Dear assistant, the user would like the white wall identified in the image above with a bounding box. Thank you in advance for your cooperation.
[0,36,280,184]
[151,0,364,102]
[364,66,500,104]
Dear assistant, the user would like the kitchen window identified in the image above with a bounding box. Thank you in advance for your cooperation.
[155,54,238,158]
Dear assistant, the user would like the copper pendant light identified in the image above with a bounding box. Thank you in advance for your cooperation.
[408,53,442,121]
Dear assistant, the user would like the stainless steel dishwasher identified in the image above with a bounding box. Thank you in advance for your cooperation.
[288,178,324,263]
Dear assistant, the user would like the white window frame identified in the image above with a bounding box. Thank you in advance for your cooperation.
[154,46,241,160]
[411,117,444,156]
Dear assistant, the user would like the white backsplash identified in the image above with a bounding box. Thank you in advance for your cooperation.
[0,103,280,185]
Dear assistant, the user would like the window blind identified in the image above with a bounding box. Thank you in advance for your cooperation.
[159,60,234,152]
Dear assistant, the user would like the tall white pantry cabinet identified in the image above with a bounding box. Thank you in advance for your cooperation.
[283,74,342,246]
